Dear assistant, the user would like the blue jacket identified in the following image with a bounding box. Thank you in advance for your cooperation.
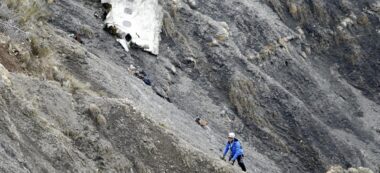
[223,138,244,161]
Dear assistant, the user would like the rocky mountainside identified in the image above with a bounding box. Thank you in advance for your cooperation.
[0,0,379,172]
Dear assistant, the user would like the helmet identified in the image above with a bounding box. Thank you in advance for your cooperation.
[228,132,235,138]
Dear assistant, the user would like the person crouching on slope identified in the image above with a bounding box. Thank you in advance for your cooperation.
[221,132,247,172]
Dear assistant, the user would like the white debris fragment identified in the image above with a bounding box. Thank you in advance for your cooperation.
[341,17,354,28]
[116,38,129,52]
[101,0,163,55]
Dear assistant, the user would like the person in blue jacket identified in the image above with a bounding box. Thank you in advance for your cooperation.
[221,132,247,172]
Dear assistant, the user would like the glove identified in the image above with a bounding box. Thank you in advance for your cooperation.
[220,156,226,161]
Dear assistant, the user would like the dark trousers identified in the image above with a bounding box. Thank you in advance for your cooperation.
[230,155,247,172]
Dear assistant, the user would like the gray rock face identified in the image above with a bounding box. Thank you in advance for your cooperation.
[0,0,379,173]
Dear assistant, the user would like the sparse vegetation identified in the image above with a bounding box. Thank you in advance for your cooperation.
[357,14,369,26]
[19,2,50,25]
[311,1,328,24]
[259,42,276,59]
[2,1,92,95]
[159,122,167,128]
[52,65,93,94]
[288,2,298,18]
[213,22,230,42]
[21,102,38,117]
[267,0,329,25]
[0,43,24,72]
[0,0,379,172]
[88,104,101,118]
[327,165,345,173]
[62,129,80,140]
[88,104,107,126]
[24,35,55,79]
[1,32,56,79]
[64,75,90,94]
[4,0,51,25]
[162,11,195,57]
[80,25,94,39]
[169,0,179,19]
[96,114,107,126]
[252,35,294,61]
[5,0,23,9]
[30,35,51,57]
[162,12,176,37]
[229,78,268,127]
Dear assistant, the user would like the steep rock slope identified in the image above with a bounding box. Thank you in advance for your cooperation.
[0,0,379,172]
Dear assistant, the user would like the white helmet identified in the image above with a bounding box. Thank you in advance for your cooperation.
[228,132,235,138]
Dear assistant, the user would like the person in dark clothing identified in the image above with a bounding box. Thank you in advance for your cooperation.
[221,132,247,172]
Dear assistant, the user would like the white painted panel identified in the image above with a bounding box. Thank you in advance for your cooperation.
[102,0,163,55]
